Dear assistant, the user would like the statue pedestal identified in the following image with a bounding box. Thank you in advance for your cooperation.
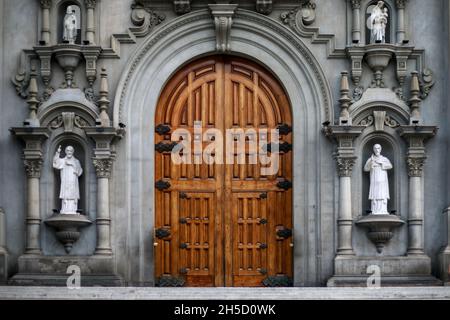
[45,214,92,253]
[9,255,123,286]
[327,255,441,287]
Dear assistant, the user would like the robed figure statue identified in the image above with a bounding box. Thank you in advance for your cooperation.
[53,145,83,214]
[364,144,393,215]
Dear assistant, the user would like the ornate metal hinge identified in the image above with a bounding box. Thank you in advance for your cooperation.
[155,227,171,239]
[156,275,185,287]
[155,124,171,136]
[276,123,292,135]
[155,141,178,153]
[276,228,292,239]
[277,179,292,190]
[262,275,293,287]
[155,180,171,190]
[263,141,292,153]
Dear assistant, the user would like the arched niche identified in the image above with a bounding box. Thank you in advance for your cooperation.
[363,0,395,45]
[57,1,83,44]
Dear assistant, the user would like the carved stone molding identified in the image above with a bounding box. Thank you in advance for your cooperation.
[131,1,166,37]
[395,0,407,9]
[208,4,238,53]
[256,0,273,15]
[24,159,43,178]
[174,0,191,15]
[93,158,113,178]
[280,1,316,27]
[406,156,426,177]
[350,0,361,9]
[336,156,357,177]
[420,69,435,100]
[84,0,97,9]
[39,0,52,9]
[357,111,400,129]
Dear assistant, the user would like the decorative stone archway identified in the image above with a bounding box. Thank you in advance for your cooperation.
[112,9,333,286]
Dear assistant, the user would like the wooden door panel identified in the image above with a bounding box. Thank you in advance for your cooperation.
[155,56,292,287]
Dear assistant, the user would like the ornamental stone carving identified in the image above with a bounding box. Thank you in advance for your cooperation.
[39,0,52,9]
[93,158,113,178]
[256,0,273,15]
[24,159,43,178]
[406,156,426,177]
[209,4,238,53]
[395,0,407,9]
[350,0,361,10]
[336,156,356,177]
[85,0,97,9]
[131,1,166,37]
[174,0,191,15]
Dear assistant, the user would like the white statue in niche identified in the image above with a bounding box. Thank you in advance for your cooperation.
[63,6,77,44]
[369,1,388,43]
[53,145,83,214]
[364,144,393,215]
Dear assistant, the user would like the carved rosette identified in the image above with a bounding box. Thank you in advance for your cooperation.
[39,0,52,9]
[336,156,356,177]
[93,158,113,178]
[406,157,426,177]
[85,0,97,9]
[24,159,43,178]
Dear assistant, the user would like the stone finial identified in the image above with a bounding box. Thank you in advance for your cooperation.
[339,71,352,125]
[97,67,111,127]
[26,67,40,126]
[409,71,422,124]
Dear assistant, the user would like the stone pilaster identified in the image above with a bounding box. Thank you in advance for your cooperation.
[85,0,97,44]
[398,125,437,256]
[0,208,8,283]
[39,0,52,45]
[350,0,361,44]
[93,157,113,255]
[324,125,365,256]
[395,0,407,43]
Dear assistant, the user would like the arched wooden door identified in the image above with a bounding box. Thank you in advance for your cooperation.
[154,56,293,287]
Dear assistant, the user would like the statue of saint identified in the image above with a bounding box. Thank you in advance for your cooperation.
[53,145,83,214]
[63,6,77,44]
[369,1,388,43]
[364,144,392,215]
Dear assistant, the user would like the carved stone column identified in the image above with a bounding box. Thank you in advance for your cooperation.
[350,0,361,44]
[86,127,124,255]
[85,0,97,44]
[395,0,408,44]
[93,157,113,255]
[0,208,8,283]
[11,127,51,255]
[324,125,364,256]
[40,0,52,45]
[398,126,437,255]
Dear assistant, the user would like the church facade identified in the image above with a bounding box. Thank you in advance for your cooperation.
[0,0,449,287]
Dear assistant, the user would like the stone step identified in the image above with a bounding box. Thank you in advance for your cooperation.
[0,286,449,300]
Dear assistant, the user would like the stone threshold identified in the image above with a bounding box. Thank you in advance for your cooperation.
[0,286,449,300]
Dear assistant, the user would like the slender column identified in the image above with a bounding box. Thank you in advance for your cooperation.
[406,155,426,255]
[23,159,43,254]
[0,208,6,253]
[85,0,97,44]
[93,158,113,255]
[395,0,407,44]
[336,156,356,255]
[350,0,361,44]
[0,208,6,283]
[40,0,52,45]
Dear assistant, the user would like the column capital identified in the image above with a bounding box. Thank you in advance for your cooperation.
[395,0,407,9]
[40,0,52,9]
[23,158,43,178]
[336,156,357,177]
[85,0,97,9]
[93,158,113,178]
[350,0,361,10]
[406,156,426,177]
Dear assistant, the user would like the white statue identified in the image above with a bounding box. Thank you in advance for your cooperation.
[63,6,77,44]
[53,145,83,214]
[364,144,392,215]
[369,1,388,43]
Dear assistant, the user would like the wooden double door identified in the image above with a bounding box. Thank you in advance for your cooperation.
[154,56,293,287]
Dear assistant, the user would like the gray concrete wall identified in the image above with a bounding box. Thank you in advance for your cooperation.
[0,0,448,286]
